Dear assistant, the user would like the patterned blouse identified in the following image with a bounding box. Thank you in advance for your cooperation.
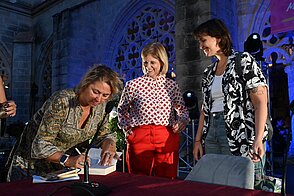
[201,50,268,156]
[117,75,189,132]
[12,89,114,176]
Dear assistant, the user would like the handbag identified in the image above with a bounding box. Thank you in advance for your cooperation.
[254,154,282,193]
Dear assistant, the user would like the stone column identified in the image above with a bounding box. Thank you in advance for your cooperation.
[285,65,294,157]
[52,9,70,93]
[175,0,211,108]
[11,31,34,122]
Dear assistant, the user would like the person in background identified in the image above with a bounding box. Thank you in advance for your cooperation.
[192,18,269,184]
[0,76,17,118]
[6,64,122,181]
[117,42,189,179]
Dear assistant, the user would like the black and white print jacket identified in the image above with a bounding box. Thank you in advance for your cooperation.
[201,50,268,157]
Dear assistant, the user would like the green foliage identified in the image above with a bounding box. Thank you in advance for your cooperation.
[108,96,126,151]
[109,116,126,151]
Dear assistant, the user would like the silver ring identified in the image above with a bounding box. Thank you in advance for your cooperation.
[105,152,111,156]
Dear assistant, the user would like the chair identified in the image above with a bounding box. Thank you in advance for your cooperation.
[184,154,254,189]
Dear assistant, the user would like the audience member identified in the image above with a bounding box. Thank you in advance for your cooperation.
[0,76,16,118]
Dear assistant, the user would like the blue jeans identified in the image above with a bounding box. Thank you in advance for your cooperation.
[204,111,265,184]
[205,111,231,155]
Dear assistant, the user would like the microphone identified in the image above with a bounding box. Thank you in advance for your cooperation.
[70,101,115,196]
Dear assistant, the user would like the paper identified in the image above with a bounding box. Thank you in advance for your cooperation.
[32,175,80,183]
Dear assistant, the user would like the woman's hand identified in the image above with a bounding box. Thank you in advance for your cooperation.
[248,139,264,163]
[66,154,89,169]
[0,101,17,118]
[172,121,187,133]
[100,139,120,166]
[193,140,203,161]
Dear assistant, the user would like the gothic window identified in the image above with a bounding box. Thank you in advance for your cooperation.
[261,15,294,67]
[34,39,52,110]
[111,6,175,82]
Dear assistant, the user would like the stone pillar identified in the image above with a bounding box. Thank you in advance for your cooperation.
[52,9,70,93]
[285,65,294,157]
[175,0,211,108]
[11,31,34,123]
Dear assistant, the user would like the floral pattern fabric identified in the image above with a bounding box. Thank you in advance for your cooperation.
[9,89,114,177]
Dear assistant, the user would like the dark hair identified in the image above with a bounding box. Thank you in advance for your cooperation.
[75,64,122,98]
[193,19,232,56]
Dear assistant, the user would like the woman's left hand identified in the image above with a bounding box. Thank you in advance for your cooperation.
[172,121,187,133]
[100,139,120,166]
[249,139,265,163]
[1,101,17,118]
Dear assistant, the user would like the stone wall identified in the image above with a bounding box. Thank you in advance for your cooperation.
[0,2,32,126]
[0,0,91,124]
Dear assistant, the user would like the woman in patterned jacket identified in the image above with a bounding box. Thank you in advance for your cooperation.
[192,19,269,178]
[117,42,189,179]
[7,64,121,181]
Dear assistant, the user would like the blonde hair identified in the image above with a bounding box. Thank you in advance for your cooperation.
[141,42,169,75]
[75,64,122,98]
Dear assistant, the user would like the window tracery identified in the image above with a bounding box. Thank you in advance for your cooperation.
[111,6,175,82]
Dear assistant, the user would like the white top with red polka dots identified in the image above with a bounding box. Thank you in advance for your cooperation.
[117,75,189,132]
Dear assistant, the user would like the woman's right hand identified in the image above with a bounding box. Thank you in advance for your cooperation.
[67,154,89,169]
[193,140,203,161]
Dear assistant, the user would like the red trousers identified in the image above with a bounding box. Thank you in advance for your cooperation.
[126,125,179,179]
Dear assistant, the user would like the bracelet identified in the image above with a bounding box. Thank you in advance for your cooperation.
[195,140,201,143]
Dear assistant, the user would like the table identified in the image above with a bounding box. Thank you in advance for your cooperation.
[0,172,280,196]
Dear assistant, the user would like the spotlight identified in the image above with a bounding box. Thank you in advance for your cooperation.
[183,90,199,119]
[244,33,263,61]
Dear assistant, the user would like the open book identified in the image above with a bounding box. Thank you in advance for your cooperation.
[78,148,122,175]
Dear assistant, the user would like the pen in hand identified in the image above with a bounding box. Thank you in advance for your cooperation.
[75,148,81,155]
[75,148,86,166]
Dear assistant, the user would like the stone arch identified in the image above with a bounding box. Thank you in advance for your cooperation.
[34,35,53,111]
[248,2,292,129]
[244,1,294,66]
[105,0,175,82]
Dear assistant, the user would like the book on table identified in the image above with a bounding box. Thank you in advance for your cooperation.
[36,168,79,183]
[78,148,122,175]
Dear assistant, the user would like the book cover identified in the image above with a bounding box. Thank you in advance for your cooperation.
[34,168,80,183]
[78,148,121,176]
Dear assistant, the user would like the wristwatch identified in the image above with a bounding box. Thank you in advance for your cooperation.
[59,154,69,167]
